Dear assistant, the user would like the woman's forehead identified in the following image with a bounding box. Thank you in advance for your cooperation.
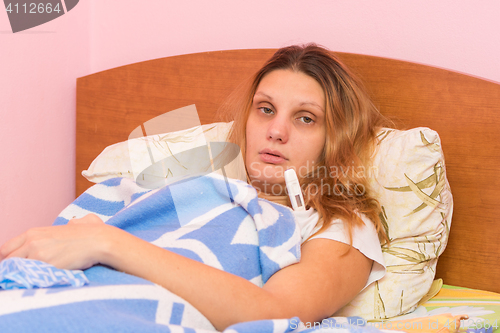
[254,70,325,110]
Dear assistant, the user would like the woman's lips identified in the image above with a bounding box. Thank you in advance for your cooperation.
[259,149,287,164]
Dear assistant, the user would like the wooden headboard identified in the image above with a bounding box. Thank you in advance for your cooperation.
[76,49,500,293]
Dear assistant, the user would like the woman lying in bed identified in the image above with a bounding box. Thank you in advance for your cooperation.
[0,44,388,331]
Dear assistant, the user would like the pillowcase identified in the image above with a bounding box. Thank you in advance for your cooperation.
[83,123,452,320]
[333,127,453,320]
[83,122,245,186]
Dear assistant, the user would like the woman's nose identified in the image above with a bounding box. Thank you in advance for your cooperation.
[266,117,289,143]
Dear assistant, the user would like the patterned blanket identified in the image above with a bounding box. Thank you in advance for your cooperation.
[0,174,384,333]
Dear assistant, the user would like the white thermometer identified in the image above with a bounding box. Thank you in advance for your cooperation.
[284,169,305,211]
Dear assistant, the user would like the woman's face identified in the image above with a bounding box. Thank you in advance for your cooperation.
[245,69,326,195]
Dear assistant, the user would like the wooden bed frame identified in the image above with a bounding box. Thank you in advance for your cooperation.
[76,49,500,294]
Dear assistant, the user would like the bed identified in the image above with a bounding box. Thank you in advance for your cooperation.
[1,49,499,333]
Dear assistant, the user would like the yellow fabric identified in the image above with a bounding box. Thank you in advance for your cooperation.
[371,283,500,332]
[382,314,467,333]
[418,279,444,306]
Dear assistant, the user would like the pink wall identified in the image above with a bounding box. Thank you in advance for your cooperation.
[1,0,499,245]
[0,2,90,245]
[90,1,500,83]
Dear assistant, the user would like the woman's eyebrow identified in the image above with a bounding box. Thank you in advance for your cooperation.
[253,91,273,101]
[254,92,324,113]
[299,101,324,113]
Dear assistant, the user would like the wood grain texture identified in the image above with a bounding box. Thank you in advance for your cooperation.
[77,49,500,293]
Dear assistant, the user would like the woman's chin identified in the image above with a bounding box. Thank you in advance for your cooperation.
[248,178,286,196]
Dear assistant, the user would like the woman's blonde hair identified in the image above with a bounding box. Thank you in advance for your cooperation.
[220,44,389,244]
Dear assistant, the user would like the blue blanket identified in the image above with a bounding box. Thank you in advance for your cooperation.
[0,174,383,333]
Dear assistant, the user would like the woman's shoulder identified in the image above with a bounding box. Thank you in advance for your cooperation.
[295,209,377,244]
[296,209,386,290]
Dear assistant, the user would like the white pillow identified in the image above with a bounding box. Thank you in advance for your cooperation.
[83,122,246,187]
[334,127,452,320]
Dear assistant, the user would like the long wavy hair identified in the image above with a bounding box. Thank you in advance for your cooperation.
[220,44,389,244]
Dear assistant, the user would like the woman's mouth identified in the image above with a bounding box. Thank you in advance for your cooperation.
[259,149,287,164]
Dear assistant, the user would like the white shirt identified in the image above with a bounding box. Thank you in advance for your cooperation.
[293,208,386,290]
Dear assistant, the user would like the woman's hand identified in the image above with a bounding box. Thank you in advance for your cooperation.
[0,214,110,270]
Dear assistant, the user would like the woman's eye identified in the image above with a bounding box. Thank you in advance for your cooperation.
[259,107,274,114]
[299,116,314,124]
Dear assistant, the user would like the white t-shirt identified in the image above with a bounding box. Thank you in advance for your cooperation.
[293,208,386,290]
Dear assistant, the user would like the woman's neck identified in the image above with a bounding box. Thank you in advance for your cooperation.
[246,175,291,207]
[257,192,291,207]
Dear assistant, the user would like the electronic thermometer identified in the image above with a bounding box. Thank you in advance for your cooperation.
[284,169,305,211]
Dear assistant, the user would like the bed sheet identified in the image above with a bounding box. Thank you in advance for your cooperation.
[423,284,500,332]
[378,284,500,333]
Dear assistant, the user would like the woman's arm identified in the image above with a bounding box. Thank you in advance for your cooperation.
[102,228,372,329]
[0,215,372,331]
